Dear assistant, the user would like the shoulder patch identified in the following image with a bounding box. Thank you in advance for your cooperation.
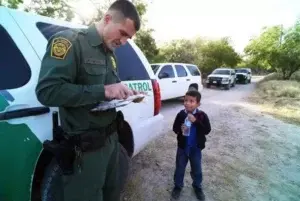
[51,37,72,59]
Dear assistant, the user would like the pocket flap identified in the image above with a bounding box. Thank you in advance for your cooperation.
[84,65,106,75]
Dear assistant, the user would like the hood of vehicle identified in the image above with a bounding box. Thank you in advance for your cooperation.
[236,73,248,76]
[208,74,230,79]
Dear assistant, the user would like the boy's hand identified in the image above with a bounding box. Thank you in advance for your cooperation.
[187,113,196,123]
[181,124,188,133]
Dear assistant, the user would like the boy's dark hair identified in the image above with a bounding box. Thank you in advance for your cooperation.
[108,0,141,31]
[185,90,201,103]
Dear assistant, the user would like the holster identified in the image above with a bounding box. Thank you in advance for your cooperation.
[43,111,119,175]
[42,111,76,175]
[43,138,75,175]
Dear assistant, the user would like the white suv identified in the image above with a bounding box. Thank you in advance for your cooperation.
[151,63,203,100]
[206,68,236,90]
[0,7,164,201]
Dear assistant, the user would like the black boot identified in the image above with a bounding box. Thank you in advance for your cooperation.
[193,186,205,201]
[171,186,182,199]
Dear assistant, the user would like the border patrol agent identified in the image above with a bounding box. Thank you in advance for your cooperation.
[35,1,141,201]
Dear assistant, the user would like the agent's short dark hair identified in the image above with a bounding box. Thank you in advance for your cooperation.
[185,90,201,103]
[108,0,141,31]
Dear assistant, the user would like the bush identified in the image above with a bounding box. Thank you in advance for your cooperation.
[257,80,300,98]
[290,71,300,82]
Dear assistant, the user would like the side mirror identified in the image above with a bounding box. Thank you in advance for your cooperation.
[158,72,169,79]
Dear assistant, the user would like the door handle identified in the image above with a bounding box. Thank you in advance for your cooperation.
[0,106,50,121]
[172,80,177,83]
[186,79,190,81]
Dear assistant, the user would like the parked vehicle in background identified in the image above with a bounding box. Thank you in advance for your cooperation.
[206,68,236,90]
[151,63,203,101]
[235,68,252,84]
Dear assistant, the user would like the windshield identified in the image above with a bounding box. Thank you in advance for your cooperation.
[212,69,230,75]
[151,64,161,74]
[236,69,248,73]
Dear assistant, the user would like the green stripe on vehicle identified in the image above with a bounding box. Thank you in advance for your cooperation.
[123,81,152,92]
[0,95,42,201]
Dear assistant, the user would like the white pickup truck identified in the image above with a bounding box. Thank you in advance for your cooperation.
[0,6,164,201]
[151,63,203,100]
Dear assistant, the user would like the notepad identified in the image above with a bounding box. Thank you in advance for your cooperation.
[91,94,146,112]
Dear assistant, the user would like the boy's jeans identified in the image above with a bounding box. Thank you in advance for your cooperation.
[174,147,202,189]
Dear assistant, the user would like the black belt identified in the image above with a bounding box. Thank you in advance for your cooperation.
[76,121,118,153]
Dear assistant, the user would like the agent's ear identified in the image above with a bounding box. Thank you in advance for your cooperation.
[103,14,113,25]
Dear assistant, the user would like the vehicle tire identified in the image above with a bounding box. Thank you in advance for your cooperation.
[225,83,230,90]
[40,143,130,201]
[232,80,235,87]
[249,78,251,83]
[206,84,211,88]
[188,86,197,91]
[40,158,63,201]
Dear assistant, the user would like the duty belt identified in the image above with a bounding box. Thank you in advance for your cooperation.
[75,120,118,153]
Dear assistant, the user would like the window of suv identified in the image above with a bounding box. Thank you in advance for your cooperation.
[151,64,160,74]
[175,65,187,77]
[158,65,175,78]
[186,65,201,76]
[36,22,150,81]
[212,69,230,75]
[0,25,31,90]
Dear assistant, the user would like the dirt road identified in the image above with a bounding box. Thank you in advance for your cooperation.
[122,77,300,201]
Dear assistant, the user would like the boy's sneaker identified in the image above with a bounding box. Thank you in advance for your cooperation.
[193,186,205,201]
[171,186,182,199]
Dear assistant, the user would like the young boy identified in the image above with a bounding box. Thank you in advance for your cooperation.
[171,90,211,200]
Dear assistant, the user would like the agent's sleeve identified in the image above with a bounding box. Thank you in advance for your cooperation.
[35,31,105,107]
[194,112,211,135]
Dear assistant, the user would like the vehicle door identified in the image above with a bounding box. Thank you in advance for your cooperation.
[0,8,48,201]
[157,64,177,100]
[174,64,190,95]
[186,64,202,87]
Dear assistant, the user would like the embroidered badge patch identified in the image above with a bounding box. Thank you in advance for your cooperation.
[51,37,72,59]
[110,56,116,69]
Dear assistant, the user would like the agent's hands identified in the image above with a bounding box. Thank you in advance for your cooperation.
[104,83,144,100]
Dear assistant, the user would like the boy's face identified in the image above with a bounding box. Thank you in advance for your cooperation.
[184,95,200,112]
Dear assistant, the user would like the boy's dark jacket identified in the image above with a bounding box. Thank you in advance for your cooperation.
[173,109,211,150]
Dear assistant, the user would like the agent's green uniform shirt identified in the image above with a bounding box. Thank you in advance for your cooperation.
[36,24,120,134]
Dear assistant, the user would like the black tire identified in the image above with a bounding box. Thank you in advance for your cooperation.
[225,84,230,90]
[40,143,130,201]
[188,86,197,91]
[206,84,211,88]
[41,158,63,201]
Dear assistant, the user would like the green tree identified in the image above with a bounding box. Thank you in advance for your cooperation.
[0,0,23,8]
[24,0,75,21]
[157,37,241,74]
[132,0,159,63]
[244,21,300,79]
[199,37,241,72]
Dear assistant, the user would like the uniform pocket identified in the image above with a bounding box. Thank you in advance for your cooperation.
[79,64,107,85]
[84,64,107,75]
